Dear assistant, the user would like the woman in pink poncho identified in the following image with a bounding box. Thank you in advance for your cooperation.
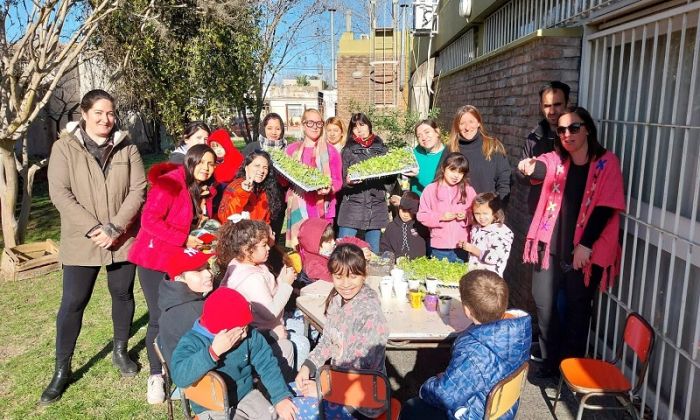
[517,106,625,378]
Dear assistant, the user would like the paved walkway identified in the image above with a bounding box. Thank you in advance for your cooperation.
[385,348,637,419]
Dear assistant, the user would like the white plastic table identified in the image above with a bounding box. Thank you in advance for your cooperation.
[296,276,471,349]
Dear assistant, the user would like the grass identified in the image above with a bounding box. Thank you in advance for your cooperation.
[0,152,171,418]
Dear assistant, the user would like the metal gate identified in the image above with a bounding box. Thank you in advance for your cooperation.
[580,2,700,419]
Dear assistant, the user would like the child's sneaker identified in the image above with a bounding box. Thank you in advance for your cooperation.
[147,374,165,404]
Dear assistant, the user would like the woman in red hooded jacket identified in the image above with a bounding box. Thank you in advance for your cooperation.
[128,144,217,404]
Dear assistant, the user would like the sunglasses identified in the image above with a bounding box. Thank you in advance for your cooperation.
[303,120,324,129]
[556,122,585,135]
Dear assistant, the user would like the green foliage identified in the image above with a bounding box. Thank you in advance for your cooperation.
[348,101,441,149]
[396,256,468,284]
[268,149,331,191]
[96,1,261,138]
[347,148,418,181]
[295,75,310,86]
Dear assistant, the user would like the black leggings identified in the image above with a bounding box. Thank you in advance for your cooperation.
[56,262,136,362]
[138,266,165,375]
[531,254,602,369]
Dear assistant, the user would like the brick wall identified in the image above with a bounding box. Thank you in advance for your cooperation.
[433,35,581,313]
[336,55,373,123]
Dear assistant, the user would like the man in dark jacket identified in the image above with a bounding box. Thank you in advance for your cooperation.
[515,81,570,374]
[515,81,570,214]
[157,249,214,366]
[380,192,428,259]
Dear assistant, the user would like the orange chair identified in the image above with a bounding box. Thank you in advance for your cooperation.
[316,365,401,420]
[553,312,655,420]
[181,371,229,420]
[153,338,174,420]
[484,361,529,420]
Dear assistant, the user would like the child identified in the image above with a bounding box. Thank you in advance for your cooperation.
[157,248,214,369]
[417,152,477,263]
[217,150,282,224]
[337,112,395,254]
[380,192,429,259]
[217,219,309,377]
[400,270,532,420]
[293,244,389,419]
[170,288,298,420]
[459,192,514,276]
[296,217,372,284]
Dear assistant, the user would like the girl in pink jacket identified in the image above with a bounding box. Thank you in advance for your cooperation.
[218,219,310,379]
[417,152,477,263]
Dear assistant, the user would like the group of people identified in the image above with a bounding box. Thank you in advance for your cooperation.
[39,81,625,420]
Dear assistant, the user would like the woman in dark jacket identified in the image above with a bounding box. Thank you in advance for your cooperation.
[337,113,395,254]
[42,89,147,405]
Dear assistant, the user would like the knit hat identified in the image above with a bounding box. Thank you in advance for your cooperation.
[165,248,213,280]
[200,288,253,334]
[399,195,420,216]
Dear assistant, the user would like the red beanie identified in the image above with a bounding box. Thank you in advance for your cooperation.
[200,288,253,334]
[165,248,213,280]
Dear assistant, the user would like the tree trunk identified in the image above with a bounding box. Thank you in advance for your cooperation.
[16,159,48,244]
[0,144,19,249]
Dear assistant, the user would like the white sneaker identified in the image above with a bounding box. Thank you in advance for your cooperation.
[147,374,165,405]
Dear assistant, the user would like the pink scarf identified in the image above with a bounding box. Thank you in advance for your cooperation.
[523,150,625,289]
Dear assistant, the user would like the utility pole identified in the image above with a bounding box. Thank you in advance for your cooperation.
[329,6,337,88]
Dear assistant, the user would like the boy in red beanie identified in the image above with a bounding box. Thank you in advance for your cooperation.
[171,288,297,419]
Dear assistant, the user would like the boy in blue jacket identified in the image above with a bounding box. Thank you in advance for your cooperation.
[400,270,532,420]
[171,287,298,420]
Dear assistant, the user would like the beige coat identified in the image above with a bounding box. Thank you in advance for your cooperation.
[48,122,146,266]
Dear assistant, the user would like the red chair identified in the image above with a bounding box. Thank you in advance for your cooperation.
[553,312,655,420]
[316,365,401,420]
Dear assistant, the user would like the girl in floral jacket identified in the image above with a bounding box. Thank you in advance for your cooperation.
[293,244,388,419]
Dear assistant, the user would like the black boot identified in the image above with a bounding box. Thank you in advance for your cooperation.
[112,339,138,377]
[39,358,71,405]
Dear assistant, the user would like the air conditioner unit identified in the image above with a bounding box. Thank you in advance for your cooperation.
[413,0,439,36]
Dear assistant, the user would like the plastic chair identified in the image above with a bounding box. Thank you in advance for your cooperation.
[484,361,529,420]
[153,337,174,420]
[553,312,655,420]
[181,371,229,420]
[316,365,401,420]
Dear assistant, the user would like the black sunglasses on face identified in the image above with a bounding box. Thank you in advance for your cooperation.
[556,122,585,135]
[303,121,324,128]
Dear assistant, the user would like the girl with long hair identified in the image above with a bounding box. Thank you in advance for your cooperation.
[128,144,218,403]
[417,152,477,263]
[170,121,211,164]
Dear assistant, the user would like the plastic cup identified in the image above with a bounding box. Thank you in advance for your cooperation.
[390,268,404,283]
[409,290,423,309]
[379,276,393,299]
[393,280,408,301]
[425,278,439,294]
[424,294,438,312]
[407,279,420,291]
[438,295,453,316]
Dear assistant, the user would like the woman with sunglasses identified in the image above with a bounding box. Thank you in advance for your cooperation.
[446,105,510,201]
[517,107,625,378]
[283,108,343,247]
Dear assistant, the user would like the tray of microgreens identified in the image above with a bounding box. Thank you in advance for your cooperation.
[268,149,331,192]
[347,147,419,181]
[396,256,468,286]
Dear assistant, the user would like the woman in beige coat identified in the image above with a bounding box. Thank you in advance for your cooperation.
[40,90,147,405]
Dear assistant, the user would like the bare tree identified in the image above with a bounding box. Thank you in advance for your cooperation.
[245,0,329,142]
[0,0,122,248]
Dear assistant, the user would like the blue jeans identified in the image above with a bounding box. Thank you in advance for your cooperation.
[430,248,467,263]
[338,227,381,254]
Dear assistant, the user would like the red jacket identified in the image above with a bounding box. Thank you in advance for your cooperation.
[207,129,243,184]
[128,163,216,272]
[217,178,270,223]
[297,218,369,282]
